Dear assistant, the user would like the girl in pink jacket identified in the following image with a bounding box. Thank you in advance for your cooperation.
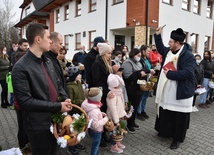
[107,74,127,153]
[81,87,108,155]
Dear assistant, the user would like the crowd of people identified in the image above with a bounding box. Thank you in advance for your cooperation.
[0,22,213,155]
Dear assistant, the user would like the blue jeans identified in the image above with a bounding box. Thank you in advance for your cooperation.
[137,91,150,114]
[88,129,102,155]
[199,78,210,104]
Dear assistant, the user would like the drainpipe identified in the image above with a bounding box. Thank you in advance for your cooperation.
[105,0,108,40]
[146,0,149,45]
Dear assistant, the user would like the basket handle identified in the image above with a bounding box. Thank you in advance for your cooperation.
[70,104,89,123]
[53,104,89,139]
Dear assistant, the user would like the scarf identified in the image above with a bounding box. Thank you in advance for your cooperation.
[88,99,103,107]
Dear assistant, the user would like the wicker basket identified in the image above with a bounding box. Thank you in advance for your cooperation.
[150,76,158,83]
[53,104,89,146]
[104,120,115,131]
[139,81,155,91]
[111,134,124,142]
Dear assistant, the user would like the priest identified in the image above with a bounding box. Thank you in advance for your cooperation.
[154,27,196,149]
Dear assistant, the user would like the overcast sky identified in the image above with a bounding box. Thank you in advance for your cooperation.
[0,0,23,23]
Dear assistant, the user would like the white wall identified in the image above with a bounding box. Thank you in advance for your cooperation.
[53,0,214,58]
[53,0,129,59]
[54,1,107,59]
[159,0,214,56]
[21,2,36,19]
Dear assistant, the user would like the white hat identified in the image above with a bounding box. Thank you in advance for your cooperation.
[107,74,124,90]
[97,43,112,56]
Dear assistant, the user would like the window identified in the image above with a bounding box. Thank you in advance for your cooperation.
[64,5,69,20]
[191,33,198,53]
[76,0,81,16]
[64,35,69,50]
[75,33,81,50]
[204,36,210,51]
[162,0,172,5]
[184,31,189,43]
[25,6,30,16]
[56,9,60,23]
[182,0,190,11]
[89,0,96,12]
[193,0,201,14]
[207,0,213,18]
[89,30,96,49]
[113,0,124,4]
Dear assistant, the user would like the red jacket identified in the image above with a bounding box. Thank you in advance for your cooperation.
[149,51,162,66]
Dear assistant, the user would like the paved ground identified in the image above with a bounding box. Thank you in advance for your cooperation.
[1,95,214,155]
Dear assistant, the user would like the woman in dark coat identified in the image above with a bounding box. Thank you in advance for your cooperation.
[199,51,214,108]
[0,45,10,108]
[122,48,147,133]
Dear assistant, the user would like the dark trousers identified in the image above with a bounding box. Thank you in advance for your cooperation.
[15,109,29,148]
[127,92,141,127]
[26,129,57,155]
[192,94,197,107]
[0,79,8,104]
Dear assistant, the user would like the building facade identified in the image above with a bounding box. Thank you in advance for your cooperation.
[15,0,214,59]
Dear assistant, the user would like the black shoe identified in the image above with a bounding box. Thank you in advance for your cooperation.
[99,138,107,147]
[126,126,135,134]
[133,123,140,129]
[206,100,212,104]
[209,97,214,102]
[137,113,145,121]
[5,101,10,107]
[170,141,180,149]
[141,112,149,119]
[1,104,7,108]
[68,147,79,155]
[75,144,86,151]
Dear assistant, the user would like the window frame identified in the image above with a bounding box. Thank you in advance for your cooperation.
[25,6,31,16]
[56,9,60,23]
[182,0,190,11]
[204,36,210,51]
[64,35,69,51]
[89,0,97,12]
[75,33,81,50]
[193,0,201,15]
[162,0,173,5]
[113,0,124,5]
[64,5,69,20]
[184,31,189,43]
[207,0,213,18]
[191,33,198,53]
[76,0,81,17]
[88,30,96,49]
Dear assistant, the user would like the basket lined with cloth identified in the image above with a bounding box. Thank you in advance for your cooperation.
[52,104,89,147]
[137,79,155,91]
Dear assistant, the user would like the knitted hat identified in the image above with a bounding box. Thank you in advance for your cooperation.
[107,74,124,90]
[97,43,112,56]
[112,65,124,74]
[170,28,186,42]
[93,36,105,47]
[67,66,80,82]
[85,87,103,102]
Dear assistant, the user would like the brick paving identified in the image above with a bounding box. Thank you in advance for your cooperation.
[1,96,214,154]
